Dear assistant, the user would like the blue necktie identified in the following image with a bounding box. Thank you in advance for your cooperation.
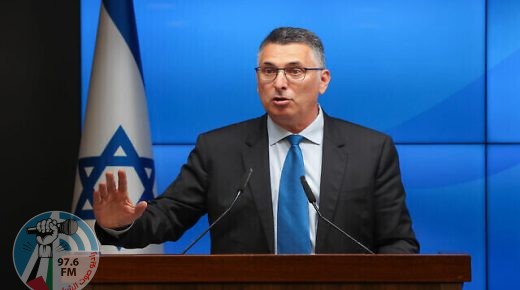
[277,134,311,254]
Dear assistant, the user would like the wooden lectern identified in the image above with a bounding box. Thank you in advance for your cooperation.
[87,254,470,290]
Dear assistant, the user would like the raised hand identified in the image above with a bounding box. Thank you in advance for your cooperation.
[93,170,147,229]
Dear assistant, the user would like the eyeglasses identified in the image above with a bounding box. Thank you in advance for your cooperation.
[255,66,324,82]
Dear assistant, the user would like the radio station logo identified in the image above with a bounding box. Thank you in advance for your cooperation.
[13,211,100,290]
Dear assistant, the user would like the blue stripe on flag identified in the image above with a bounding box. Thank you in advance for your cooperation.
[102,0,144,79]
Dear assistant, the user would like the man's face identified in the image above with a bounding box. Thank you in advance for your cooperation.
[256,43,330,133]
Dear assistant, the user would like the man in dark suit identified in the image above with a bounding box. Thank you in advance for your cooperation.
[94,27,419,254]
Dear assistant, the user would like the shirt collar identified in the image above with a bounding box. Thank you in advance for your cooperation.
[267,105,324,146]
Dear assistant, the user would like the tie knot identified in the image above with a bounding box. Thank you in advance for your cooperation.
[287,134,303,146]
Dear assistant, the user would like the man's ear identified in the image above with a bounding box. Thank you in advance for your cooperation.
[319,69,331,95]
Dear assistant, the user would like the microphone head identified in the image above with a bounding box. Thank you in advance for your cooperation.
[59,219,78,235]
[300,176,317,203]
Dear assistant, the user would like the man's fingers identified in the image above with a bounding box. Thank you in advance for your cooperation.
[117,170,128,194]
[98,183,108,201]
[106,172,117,193]
[133,201,148,220]
[93,190,102,205]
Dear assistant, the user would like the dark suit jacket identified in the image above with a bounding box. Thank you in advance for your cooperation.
[96,113,419,254]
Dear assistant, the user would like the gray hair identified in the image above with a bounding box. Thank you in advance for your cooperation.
[258,27,326,67]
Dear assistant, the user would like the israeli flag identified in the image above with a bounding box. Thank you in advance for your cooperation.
[72,0,162,254]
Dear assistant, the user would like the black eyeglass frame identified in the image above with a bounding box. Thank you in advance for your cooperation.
[254,66,325,82]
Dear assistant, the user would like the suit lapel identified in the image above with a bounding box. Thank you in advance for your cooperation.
[243,115,275,253]
[315,115,348,252]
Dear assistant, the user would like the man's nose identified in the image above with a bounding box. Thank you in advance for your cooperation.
[273,69,288,89]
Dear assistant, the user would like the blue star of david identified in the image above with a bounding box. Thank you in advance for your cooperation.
[74,126,155,219]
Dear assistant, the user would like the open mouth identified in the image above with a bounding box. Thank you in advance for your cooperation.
[273,97,291,105]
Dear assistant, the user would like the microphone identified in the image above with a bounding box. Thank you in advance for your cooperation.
[300,176,374,254]
[181,168,253,254]
[26,219,78,235]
